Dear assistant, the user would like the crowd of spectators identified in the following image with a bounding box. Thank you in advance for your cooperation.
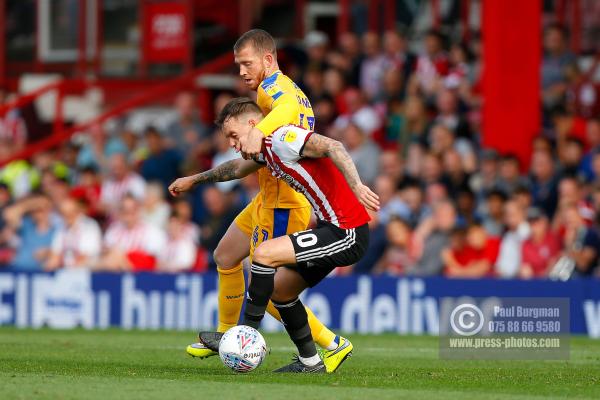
[0,23,599,280]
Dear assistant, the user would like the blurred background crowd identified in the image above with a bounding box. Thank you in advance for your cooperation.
[0,1,599,280]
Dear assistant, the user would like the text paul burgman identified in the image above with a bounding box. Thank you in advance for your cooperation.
[493,306,560,319]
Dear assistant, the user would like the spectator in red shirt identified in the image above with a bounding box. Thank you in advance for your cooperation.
[70,166,102,220]
[520,207,561,279]
[443,223,499,278]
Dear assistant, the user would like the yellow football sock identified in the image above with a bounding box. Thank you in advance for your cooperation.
[217,264,245,333]
[266,301,337,349]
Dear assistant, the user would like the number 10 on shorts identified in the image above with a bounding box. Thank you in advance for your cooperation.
[293,232,318,248]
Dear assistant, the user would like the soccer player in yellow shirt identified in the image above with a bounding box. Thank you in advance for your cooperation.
[178,29,352,373]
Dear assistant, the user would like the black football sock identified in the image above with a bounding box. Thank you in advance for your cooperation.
[242,262,275,329]
[273,298,318,360]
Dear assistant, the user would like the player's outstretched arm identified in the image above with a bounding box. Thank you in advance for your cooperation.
[302,134,380,211]
[168,158,261,197]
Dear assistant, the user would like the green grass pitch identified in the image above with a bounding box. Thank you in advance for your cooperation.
[1,328,599,400]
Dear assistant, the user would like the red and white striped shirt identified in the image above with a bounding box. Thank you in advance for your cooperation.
[100,173,146,209]
[262,125,370,229]
[51,215,102,267]
[415,53,449,93]
[158,236,197,273]
[104,221,166,256]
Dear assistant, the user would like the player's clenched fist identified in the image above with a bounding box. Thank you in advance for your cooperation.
[168,176,195,197]
[239,127,264,157]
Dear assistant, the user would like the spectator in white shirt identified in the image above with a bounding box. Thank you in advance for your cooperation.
[100,153,146,215]
[157,214,198,273]
[495,199,531,278]
[141,182,170,230]
[45,197,102,270]
[98,195,166,272]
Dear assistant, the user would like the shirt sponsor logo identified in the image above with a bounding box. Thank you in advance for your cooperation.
[264,83,282,98]
[284,131,297,143]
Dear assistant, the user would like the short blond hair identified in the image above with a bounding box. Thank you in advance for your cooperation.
[234,29,277,59]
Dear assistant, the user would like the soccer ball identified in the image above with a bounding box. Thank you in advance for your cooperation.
[219,325,267,373]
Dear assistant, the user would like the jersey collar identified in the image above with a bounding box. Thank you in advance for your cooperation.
[262,70,281,85]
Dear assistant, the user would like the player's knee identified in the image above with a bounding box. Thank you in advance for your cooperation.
[213,246,234,269]
[271,286,296,303]
[253,242,274,266]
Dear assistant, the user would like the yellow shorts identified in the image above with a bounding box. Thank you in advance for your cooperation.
[234,194,311,260]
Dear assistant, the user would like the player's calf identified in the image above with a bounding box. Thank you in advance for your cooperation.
[243,261,276,329]
[272,297,321,367]
[243,236,297,329]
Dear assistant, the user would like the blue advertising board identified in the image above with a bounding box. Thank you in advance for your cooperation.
[1,271,599,338]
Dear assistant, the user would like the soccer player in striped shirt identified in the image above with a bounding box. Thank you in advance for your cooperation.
[169,98,379,372]
[178,29,351,372]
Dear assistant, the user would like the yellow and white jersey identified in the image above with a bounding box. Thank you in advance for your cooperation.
[254,70,314,209]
